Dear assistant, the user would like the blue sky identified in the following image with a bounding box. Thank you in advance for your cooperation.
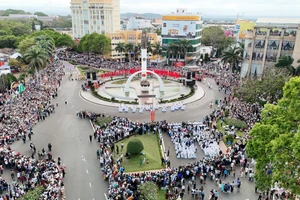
[1,0,300,17]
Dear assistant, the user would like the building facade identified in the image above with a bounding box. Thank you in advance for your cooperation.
[241,18,300,78]
[106,30,158,59]
[70,0,120,39]
[161,8,203,64]
[126,16,153,30]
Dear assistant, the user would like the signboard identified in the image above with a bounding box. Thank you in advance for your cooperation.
[236,21,255,39]
[162,20,196,37]
[150,111,155,122]
[162,16,200,21]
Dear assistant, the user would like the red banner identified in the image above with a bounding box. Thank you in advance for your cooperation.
[100,69,180,79]
[150,111,155,122]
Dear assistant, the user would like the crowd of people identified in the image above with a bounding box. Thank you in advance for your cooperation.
[79,100,258,200]
[0,61,66,199]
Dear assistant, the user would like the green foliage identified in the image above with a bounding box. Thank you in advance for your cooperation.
[221,46,243,72]
[225,134,234,144]
[96,116,112,128]
[126,139,144,155]
[275,55,300,76]
[34,12,48,16]
[56,33,74,47]
[50,17,72,28]
[77,32,111,55]
[201,26,226,48]
[247,77,300,194]
[0,74,17,91]
[19,186,45,200]
[0,9,26,16]
[235,68,289,104]
[224,118,248,129]
[0,35,18,48]
[8,58,21,68]
[139,182,159,200]
[17,37,36,55]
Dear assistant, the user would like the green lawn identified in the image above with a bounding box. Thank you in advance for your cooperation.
[217,120,245,146]
[96,116,112,127]
[158,189,166,200]
[113,134,163,172]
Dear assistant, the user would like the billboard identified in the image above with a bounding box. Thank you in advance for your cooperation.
[236,21,255,39]
[162,15,200,21]
[162,21,196,37]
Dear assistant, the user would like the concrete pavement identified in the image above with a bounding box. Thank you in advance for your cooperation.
[8,63,257,200]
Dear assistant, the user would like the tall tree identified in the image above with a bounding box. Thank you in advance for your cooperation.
[221,46,243,80]
[201,26,226,49]
[247,77,300,194]
[17,37,36,55]
[152,42,162,65]
[166,43,179,66]
[56,33,74,48]
[275,55,300,76]
[178,39,192,64]
[125,43,134,63]
[134,43,141,61]
[114,42,126,61]
[23,46,49,84]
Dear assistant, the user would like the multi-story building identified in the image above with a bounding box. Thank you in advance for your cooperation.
[126,16,153,30]
[70,0,120,39]
[161,8,203,65]
[106,30,158,59]
[241,18,300,78]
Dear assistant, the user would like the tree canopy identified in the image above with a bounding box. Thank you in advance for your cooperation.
[235,68,289,105]
[246,77,300,194]
[275,55,300,76]
[77,32,111,55]
[201,26,226,48]
[34,12,48,16]
[0,9,26,16]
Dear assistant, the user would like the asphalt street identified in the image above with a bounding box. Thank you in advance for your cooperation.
[9,65,258,200]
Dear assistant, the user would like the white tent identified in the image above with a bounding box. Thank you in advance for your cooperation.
[10,53,22,59]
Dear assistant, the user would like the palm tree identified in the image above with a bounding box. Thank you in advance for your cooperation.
[125,43,134,67]
[152,42,162,66]
[167,43,179,66]
[221,46,243,80]
[134,43,141,61]
[178,40,192,65]
[36,39,55,58]
[24,46,49,85]
[0,74,9,92]
[114,42,125,62]
[275,55,300,76]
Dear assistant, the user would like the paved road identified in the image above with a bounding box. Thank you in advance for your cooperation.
[9,64,257,200]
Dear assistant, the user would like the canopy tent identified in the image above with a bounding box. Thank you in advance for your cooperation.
[10,53,22,59]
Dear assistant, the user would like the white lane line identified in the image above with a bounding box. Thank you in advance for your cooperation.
[104,193,108,200]
[86,169,89,174]
[89,182,92,187]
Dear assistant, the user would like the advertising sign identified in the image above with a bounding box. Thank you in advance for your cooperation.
[162,21,196,37]
[236,21,255,39]
[162,16,200,21]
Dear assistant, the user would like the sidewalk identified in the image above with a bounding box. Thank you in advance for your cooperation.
[80,80,205,108]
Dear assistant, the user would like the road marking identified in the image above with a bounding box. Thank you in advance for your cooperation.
[89,182,92,187]
[86,169,89,174]
[104,193,108,200]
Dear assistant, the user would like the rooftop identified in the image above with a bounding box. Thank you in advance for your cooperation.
[256,18,300,27]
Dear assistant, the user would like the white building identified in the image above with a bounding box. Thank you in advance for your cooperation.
[161,8,203,64]
[126,16,153,30]
[70,0,120,38]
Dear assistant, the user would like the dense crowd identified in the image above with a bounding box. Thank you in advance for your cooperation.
[0,61,66,199]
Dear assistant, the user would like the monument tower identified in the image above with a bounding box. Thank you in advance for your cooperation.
[140,30,150,92]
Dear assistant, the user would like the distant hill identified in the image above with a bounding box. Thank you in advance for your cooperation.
[121,13,162,19]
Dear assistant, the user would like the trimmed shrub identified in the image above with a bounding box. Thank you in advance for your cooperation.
[127,139,144,155]
[224,118,248,129]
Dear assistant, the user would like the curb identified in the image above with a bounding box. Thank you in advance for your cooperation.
[79,85,207,108]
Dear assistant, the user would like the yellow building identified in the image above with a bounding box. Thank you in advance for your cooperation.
[106,30,159,59]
